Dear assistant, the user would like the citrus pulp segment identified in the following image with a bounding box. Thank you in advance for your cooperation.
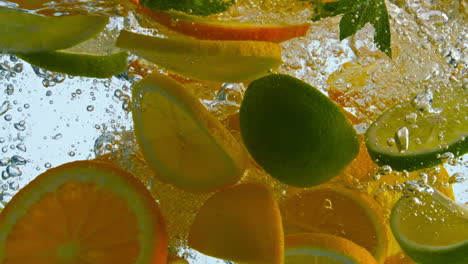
[137,8,311,42]
[285,233,378,264]
[188,183,283,264]
[0,8,109,53]
[116,30,283,82]
[365,88,468,171]
[17,51,128,78]
[0,160,168,264]
[239,74,359,187]
[132,73,247,192]
[282,185,388,263]
[390,190,468,264]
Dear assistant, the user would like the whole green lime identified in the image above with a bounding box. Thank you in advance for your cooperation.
[240,74,359,187]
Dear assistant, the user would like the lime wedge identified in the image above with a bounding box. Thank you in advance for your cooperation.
[365,87,467,171]
[132,73,247,192]
[17,51,128,78]
[0,8,108,53]
[115,30,282,82]
[390,189,468,264]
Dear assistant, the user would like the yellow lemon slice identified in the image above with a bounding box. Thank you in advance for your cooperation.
[116,30,282,82]
[132,73,247,192]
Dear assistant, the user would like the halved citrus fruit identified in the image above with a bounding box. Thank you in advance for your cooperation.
[285,233,378,264]
[0,8,108,53]
[390,189,468,264]
[137,8,310,42]
[132,73,247,192]
[282,185,388,263]
[240,74,359,187]
[365,87,467,171]
[116,30,282,82]
[0,160,168,264]
[188,183,283,264]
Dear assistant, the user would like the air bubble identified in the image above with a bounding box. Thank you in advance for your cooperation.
[87,105,94,112]
[44,162,52,168]
[449,173,466,184]
[16,144,26,152]
[11,155,26,165]
[13,121,26,131]
[6,165,21,177]
[395,127,409,153]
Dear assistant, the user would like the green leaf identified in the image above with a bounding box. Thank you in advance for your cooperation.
[311,0,392,58]
[139,0,236,16]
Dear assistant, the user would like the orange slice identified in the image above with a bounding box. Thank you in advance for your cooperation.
[132,73,247,192]
[285,233,378,264]
[282,185,387,263]
[188,183,283,264]
[137,8,310,42]
[0,160,168,264]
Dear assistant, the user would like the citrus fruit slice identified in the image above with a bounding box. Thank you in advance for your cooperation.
[137,8,310,42]
[390,189,468,264]
[365,87,468,171]
[285,233,378,264]
[0,8,108,53]
[132,73,247,192]
[0,160,168,264]
[116,30,282,82]
[188,183,283,264]
[18,51,127,78]
[239,74,359,187]
[282,185,388,263]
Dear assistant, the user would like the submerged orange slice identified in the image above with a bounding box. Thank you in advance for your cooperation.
[285,233,378,264]
[0,160,168,264]
[137,8,310,42]
[282,185,388,263]
[188,183,283,264]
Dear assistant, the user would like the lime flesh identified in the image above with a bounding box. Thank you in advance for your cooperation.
[390,190,468,264]
[366,88,467,171]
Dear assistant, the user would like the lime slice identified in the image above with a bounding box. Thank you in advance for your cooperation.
[240,74,359,187]
[0,8,108,53]
[390,189,468,264]
[115,30,282,82]
[17,51,128,78]
[132,73,247,192]
[365,87,467,171]
[285,233,378,264]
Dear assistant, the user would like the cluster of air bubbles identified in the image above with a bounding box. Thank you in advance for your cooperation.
[403,180,435,197]
[113,86,132,112]
[411,88,440,114]
[31,66,66,87]
[0,56,23,80]
[0,155,27,204]
[449,173,466,184]
[94,132,133,156]
[373,165,393,180]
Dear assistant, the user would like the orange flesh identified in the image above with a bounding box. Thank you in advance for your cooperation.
[4,182,140,264]
[138,7,310,42]
[283,188,383,258]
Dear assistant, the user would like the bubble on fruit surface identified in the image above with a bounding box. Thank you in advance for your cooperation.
[395,127,410,153]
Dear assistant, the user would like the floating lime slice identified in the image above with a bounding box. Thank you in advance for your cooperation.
[18,51,128,78]
[0,8,108,53]
[390,189,468,264]
[365,87,467,171]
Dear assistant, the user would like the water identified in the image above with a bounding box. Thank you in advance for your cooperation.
[0,0,467,263]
